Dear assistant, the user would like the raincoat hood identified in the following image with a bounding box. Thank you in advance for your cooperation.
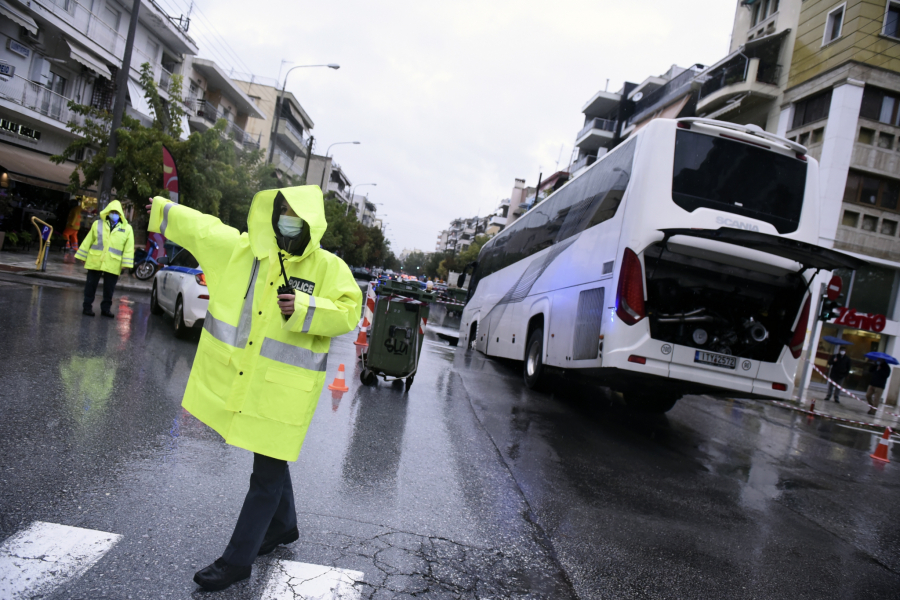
[100,200,128,223]
[247,186,325,260]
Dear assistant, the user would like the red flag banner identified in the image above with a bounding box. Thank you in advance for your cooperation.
[162,145,179,204]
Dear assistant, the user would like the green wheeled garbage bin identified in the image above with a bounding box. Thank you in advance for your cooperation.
[360,280,434,390]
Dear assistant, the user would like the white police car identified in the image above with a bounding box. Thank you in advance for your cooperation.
[150,248,209,339]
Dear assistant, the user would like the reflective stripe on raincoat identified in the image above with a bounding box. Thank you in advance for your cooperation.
[74,200,135,273]
[147,186,362,461]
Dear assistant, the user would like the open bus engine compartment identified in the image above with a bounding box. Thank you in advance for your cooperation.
[643,242,808,363]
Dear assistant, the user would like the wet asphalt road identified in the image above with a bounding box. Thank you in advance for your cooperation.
[1,278,900,599]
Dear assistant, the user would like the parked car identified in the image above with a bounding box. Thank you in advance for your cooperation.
[150,249,209,339]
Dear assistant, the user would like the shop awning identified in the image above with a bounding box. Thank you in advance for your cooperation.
[66,40,112,80]
[126,78,155,120]
[0,1,38,35]
[0,141,96,193]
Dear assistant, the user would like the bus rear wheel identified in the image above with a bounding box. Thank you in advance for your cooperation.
[524,328,545,389]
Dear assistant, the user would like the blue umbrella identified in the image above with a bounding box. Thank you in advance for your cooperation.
[865,352,899,365]
[823,336,853,346]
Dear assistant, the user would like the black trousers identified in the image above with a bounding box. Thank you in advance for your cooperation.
[83,269,118,313]
[222,453,297,567]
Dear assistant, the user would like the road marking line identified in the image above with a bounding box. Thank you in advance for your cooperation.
[0,521,121,600]
[261,560,364,600]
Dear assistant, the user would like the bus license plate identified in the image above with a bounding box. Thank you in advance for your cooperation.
[694,351,736,370]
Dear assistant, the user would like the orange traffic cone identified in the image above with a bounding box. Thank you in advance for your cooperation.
[871,427,892,463]
[353,327,368,348]
[327,363,350,392]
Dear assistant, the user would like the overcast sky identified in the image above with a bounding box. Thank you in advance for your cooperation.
[156,0,737,256]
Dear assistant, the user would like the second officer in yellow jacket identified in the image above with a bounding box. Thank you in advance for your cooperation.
[75,199,134,317]
[146,186,361,592]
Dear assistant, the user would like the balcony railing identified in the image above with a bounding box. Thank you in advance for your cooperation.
[230,121,246,144]
[0,74,84,129]
[628,66,704,126]
[159,67,173,93]
[243,133,261,149]
[570,154,597,173]
[198,100,219,124]
[281,118,308,148]
[698,55,781,102]
[577,117,617,139]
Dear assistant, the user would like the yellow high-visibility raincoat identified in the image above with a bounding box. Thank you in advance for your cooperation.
[147,186,362,461]
[74,200,135,274]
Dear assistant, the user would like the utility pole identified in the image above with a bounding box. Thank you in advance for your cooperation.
[98,0,141,210]
[302,135,314,183]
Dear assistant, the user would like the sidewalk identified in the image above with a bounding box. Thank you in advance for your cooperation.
[781,383,900,430]
[0,248,152,293]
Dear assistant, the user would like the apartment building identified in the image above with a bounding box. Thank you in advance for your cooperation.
[233,77,314,181]
[769,0,900,394]
[435,215,489,254]
[184,58,264,152]
[694,0,802,130]
[571,64,704,178]
[0,0,196,230]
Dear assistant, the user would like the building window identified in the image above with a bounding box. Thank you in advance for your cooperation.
[842,210,860,227]
[823,4,845,45]
[884,2,900,38]
[860,85,900,125]
[791,89,832,129]
[844,170,900,212]
[751,0,779,26]
[881,218,898,235]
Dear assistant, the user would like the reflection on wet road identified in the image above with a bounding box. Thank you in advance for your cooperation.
[1,283,899,599]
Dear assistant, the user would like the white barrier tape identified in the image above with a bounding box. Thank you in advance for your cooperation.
[809,361,900,419]
[770,400,896,431]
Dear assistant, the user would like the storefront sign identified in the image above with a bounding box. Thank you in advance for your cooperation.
[6,40,30,59]
[833,307,887,332]
[0,119,41,141]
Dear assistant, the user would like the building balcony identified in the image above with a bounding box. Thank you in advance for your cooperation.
[0,74,85,134]
[626,66,704,128]
[274,119,309,155]
[695,57,780,118]
[272,147,304,178]
[489,215,507,227]
[570,154,597,173]
[575,117,617,151]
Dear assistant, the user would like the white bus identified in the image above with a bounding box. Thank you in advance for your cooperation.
[458,118,866,412]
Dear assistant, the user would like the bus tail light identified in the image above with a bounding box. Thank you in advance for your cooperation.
[616,248,646,325]
[199,294,210,300]
[788,295,811,359]
[628,355,646,365]
[772,383,788,391]
[195,273,207,286]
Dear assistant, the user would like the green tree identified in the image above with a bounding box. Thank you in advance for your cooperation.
[401,251,428,275]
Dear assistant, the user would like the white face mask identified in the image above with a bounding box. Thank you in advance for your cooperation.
[278,215,304,238]
[839,350,846,355]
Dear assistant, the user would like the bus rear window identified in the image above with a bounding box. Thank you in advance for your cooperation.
[672,130,807,233]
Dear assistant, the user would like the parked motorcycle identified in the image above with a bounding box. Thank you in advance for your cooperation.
[132,239,163,280]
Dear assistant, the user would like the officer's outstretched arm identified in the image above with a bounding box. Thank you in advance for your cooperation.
[283,263,362,337]
[148,197,241,287]
[73,220,96,262]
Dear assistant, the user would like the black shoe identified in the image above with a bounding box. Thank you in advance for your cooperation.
[101,311,115,318]
[193,558,251,591]
[258,526,300,556]
[83,308,95,317]
[834,398,840,404]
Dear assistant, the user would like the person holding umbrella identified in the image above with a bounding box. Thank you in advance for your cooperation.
[824,346,852,403]
[865,353,895,415]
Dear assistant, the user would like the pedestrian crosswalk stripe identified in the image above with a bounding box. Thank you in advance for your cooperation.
[261,560,364,600]
[0,521,121,600]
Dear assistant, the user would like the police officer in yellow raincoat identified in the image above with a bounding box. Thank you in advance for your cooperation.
[145,186,361,591]
[75,199,134,317]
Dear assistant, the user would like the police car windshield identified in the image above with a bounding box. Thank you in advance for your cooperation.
[671,129,807,234]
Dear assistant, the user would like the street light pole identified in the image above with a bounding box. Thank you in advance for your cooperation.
[98,0,141,210]
[346,182,376,216]
[319,141,360,190]
[267,63,340,166]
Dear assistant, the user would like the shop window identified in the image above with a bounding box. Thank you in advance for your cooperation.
[859,127,875,144]
[860,85,900,126]
[815,325,883,391]
[881,218,897,235]
[792,89,832,129]
[842,210,860,227]
[879,132,896,149]
[843,170,900,212]
[862,214,879,231]
[848,265,897,319]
